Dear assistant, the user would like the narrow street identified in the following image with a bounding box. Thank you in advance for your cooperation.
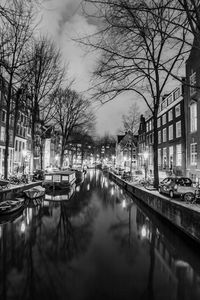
[0,170,200,300]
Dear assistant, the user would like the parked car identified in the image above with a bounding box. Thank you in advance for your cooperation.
[158,177,194,198]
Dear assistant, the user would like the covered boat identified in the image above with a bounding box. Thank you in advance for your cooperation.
[24,185,45,199]
[43,170,76,190]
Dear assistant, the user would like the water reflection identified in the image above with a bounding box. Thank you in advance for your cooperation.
[0,170,200,300]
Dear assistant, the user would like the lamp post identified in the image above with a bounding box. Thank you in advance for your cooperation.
[143,151,149,181]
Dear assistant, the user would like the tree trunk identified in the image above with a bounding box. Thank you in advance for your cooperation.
[4,79,13,179]
[153,112,159,188]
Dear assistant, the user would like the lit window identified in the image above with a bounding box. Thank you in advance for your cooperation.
[176,144,182,166]
[163,128,167,142]
[190,102,197,132]
[176,121,181,138]
[168,109,173,121]
[190,71,196,95]
[175,104,181,117]
[169,146,173,169]
[169,125,173,140]
[163,147,167,168]
[190,143,197,165]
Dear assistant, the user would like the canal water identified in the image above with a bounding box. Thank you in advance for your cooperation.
[0,169,200,300]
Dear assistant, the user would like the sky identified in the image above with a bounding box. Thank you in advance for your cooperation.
[34,0,142,136]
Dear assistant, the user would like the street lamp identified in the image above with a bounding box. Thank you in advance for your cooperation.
[143,151,149,181]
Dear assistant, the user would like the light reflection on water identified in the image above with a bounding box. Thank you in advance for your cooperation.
[0,169,200,300]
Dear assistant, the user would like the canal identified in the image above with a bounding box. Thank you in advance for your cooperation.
[0,169,200,300]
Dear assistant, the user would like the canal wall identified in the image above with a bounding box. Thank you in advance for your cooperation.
[109,172,200,246]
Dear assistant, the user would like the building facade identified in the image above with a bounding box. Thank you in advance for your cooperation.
[138,84,186,179]
[185,40,200,183]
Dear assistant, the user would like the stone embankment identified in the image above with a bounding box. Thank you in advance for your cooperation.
[109,172,200,246]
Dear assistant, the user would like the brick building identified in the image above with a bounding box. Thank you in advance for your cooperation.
[185,39,200,183]
[138,84,186,179]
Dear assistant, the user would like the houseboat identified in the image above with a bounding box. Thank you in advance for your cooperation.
[43,170,76,190]
[45,183,76,201]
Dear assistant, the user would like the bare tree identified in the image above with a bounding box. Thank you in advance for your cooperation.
[23,37,65,171]
[121,103,141,135]
[0,0,33,178]
[81,0,189,187]
[51,88,95,167]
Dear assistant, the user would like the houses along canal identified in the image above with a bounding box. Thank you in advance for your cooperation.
[0,169,200,300]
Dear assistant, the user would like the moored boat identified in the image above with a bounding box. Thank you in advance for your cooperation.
[45,183,76,201]
[24,186,45,199]
[43,170,76,190]
[0,198,25,215]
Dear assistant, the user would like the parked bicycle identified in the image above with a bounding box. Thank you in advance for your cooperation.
[183,186,200,204]
[139,176,156,190]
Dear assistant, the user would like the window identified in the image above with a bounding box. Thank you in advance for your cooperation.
[169,125,173,140]
[190,71,196,95]
[15,140,18,151]
[149,120,152,131]
[0,127,5,141]
[190,102,197,132]
[162,114,166,125]
[190,143,197,165]
[163,128,167,142]
[176,121,181,138]
[176,144,182,166]
[167,95,173,105]
[168,109,173,121]
[169,146,173,169]
[2,110,6,123]
[163,148,167,168]
[174,88,181,100]
[175,104,181,117]
[158,148,161,166]
[9,130,13,144]
[157,118,161,128]
[158,131,161,144]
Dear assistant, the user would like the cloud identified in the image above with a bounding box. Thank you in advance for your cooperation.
[35,0,144,136]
